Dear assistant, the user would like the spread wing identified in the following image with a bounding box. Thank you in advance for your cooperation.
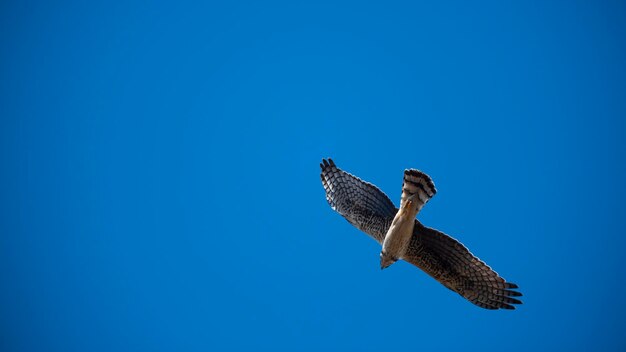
[320,158,397,244]
[403,221,523,310]
[400,169,436,215]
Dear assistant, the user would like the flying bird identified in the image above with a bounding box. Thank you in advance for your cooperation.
[320,158,522,310]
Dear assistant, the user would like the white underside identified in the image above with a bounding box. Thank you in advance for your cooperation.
[382,208,416,259]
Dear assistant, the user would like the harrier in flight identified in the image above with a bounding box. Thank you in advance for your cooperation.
[320,158,522,310]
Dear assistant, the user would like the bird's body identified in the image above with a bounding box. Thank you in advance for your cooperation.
[380,199,417,269]
[320,158,522,310]
[380,168,437,269]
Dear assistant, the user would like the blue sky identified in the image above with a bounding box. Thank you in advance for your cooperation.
[1,0,625,351]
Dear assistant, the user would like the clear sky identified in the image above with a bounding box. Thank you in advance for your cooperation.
[1,0,625,351]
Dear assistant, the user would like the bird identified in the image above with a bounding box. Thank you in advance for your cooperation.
[320,158,522,310]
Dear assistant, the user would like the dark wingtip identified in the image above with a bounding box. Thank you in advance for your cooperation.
[507,297,523,305]
[501,304,516,310]
[506,283,519,289]
[320,158,336,170]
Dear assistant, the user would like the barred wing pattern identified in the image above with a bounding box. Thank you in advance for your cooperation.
[320,159,396,243]
[404,221,522,310]
[320,158,522,310]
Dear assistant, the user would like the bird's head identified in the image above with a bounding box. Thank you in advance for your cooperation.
[380,251,398,270]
